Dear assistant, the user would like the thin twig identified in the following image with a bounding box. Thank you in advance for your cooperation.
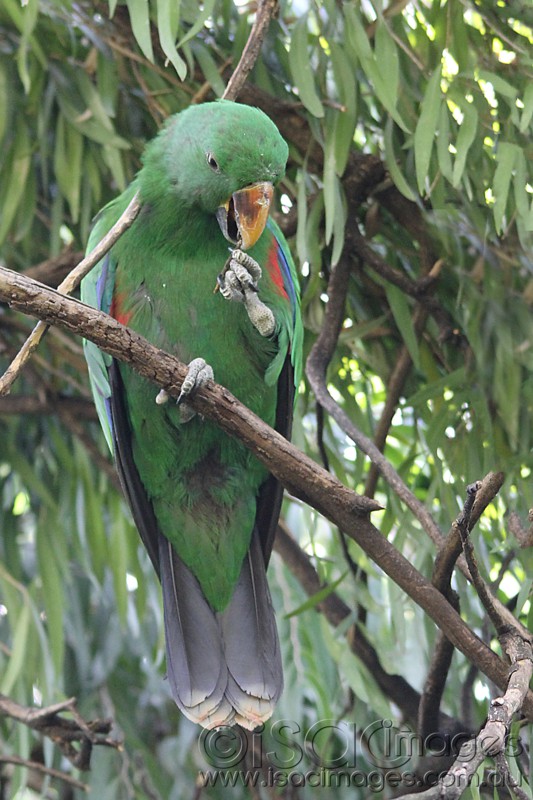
[363,305,430,499]
[457,482,510,637]
[222,0,279,102]
[359,240,443,499]
[489,548,516,593]
[305,239,446,549]
[353,228,439,298]
[418,484,485,742]
[0,191,141,397]
[23,249,84,286]
[0,693,120,771]
[432,473,504,592]
[0,755,89,792]
[314,404,361,591]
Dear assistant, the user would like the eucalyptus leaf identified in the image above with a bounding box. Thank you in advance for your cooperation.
[414,66,442,195]
[126,0,155,62]
[288,16,324,118]
[493,142,518,233]
[452,103,478,187]
[157,0,187,79]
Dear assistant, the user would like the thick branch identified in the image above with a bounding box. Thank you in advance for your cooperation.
[0,267,532,718]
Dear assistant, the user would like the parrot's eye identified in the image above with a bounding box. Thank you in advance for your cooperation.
[206,152,220,173]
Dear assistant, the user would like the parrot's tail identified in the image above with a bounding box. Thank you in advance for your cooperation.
[158,530,283,730]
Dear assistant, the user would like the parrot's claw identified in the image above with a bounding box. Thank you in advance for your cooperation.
[177,358,214,423]
[155,389,170,405]
[217,249,276,338]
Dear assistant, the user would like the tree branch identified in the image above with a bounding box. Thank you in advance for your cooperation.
[0,755,89,792]
[418,494,476,744]
[0,266,532,719]
[432,472,506,592]
[222,0,279,102]
[400,634,533,800]
[0,191,141,397]
[0,693,119,771]
[305,239,446,548]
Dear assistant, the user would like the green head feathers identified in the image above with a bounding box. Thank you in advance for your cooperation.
[139,100,289,214]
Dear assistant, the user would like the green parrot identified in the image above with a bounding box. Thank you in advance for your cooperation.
[81,101,302,730]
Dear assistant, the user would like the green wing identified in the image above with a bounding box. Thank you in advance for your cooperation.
[80,201,122,452]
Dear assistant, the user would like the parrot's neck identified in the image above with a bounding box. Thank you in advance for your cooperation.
[132,172,224,259]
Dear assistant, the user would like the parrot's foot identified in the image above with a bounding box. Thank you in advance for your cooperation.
[177,358,214,422]
[218,249,276,338]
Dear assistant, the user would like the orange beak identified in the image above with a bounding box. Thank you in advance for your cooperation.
[216,182,273,250]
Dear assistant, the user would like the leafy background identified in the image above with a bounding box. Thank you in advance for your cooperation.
[0,0,533,797]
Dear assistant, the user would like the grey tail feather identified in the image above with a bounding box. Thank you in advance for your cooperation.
[158,530,283,730]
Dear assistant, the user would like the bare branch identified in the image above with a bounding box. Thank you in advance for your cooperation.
[400,635,533,800]
[418,477,524,746]
[456,482,513,637]
[223,0,279,102]
[418,631,459,742]
[493,752,530,800]
[353,228,439,298]
[0,754,89,792]
[432,472,505,593]
[508,510,533,548]
[0,266,531,717]
[0,693,120,772]
[419,477,499,743]
[305,242,446,547]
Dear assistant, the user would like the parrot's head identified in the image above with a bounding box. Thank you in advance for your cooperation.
[140,100,289,250]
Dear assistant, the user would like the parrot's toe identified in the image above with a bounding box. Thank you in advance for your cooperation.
[217,248,262,300]
[217,249,275,338]
[155,389,170,405]
[177,358,214,422]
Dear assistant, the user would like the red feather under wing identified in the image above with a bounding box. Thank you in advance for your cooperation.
[110,291,133,327]
[266,244,289,300]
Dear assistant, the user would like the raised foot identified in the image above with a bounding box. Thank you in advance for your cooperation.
[217,249,275,338]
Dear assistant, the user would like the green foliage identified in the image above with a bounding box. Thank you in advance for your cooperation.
[1,1,533,798]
